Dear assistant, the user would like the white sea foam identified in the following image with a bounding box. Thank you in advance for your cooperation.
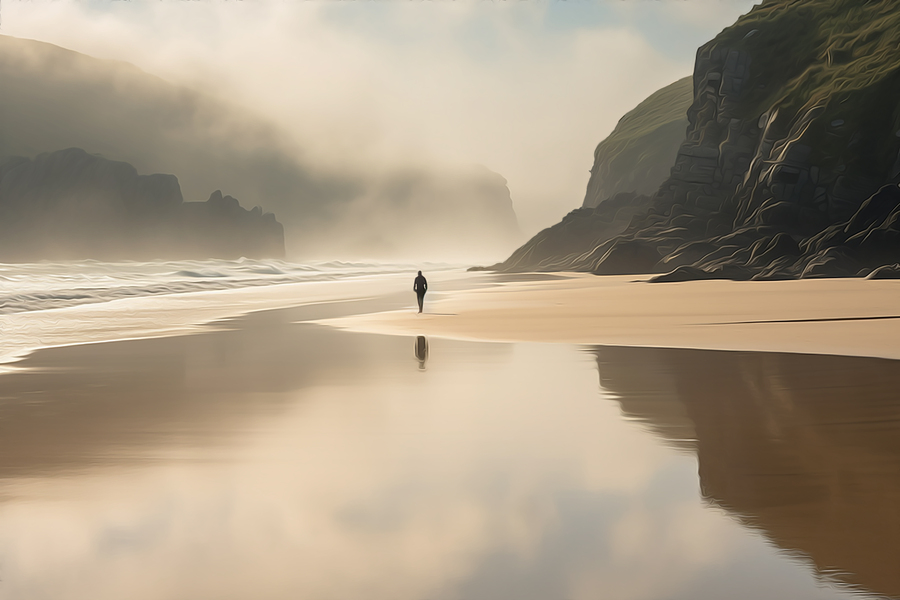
[0,259,460,369]
[0,258,456,315]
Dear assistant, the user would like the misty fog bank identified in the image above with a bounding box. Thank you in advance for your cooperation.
[0,35,520,263]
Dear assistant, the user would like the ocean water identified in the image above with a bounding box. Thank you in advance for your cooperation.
[0,258,461,367]
[0,258,454,315]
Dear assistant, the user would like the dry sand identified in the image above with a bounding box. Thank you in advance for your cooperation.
[318,273,900,360]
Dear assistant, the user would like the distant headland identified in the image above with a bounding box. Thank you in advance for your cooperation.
[0,148,284,261]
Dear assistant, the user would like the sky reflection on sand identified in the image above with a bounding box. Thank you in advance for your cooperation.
[0,309,878,600]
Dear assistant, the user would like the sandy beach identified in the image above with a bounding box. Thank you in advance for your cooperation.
[321,273,900,361]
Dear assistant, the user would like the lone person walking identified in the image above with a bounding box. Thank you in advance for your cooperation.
[413,271,428,314]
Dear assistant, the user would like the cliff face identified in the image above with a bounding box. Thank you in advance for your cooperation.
[0,148,284,261]
[582,77,692,209]
[494,0,900,280]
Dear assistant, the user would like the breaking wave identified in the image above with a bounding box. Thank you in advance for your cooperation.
[0,258,450,315]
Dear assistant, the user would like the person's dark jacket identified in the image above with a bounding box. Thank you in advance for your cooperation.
[414,275,427,294]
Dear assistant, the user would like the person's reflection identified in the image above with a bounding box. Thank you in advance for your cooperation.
[414,335,429,370]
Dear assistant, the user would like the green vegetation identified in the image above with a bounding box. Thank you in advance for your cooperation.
[712,0,900,178]
[582,76,692,208]
[718,0,900,116]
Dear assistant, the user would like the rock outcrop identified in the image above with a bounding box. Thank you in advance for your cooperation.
[490,0,900,280]
[0,148,284,260]
[582,77,692,209]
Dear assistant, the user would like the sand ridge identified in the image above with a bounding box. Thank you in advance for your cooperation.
[316,273,900,361]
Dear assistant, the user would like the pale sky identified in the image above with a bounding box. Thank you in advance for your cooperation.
[1,0,758,235]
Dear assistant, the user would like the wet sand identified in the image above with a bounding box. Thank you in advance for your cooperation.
[0,302,887,600]
[597,346,900,599]
[320,273,900,360]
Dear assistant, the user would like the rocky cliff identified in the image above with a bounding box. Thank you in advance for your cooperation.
[582,77,692,209]
[492,0,900,280]
[0,148,284,261]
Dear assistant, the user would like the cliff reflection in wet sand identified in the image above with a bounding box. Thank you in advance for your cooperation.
[595,346,900,599]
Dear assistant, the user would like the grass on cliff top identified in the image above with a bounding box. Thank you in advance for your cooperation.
[709,0,900,177]
[593,76,692,159]
[584,76,692,206]
[713,0,900,119]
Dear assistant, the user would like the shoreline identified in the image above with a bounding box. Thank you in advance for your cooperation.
[316,273,900,362]
[4,269,899,369]
[0,268,494,370]
[0,273,412,370]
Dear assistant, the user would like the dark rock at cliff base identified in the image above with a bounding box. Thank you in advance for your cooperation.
[651,263,755,283]
[487,0,900,281]
[0,148,284,261]
[649,266,714,283]
[798,248,863,279]
[867,264,900,279]
[474,192,654,272]
[591,240,661,276]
